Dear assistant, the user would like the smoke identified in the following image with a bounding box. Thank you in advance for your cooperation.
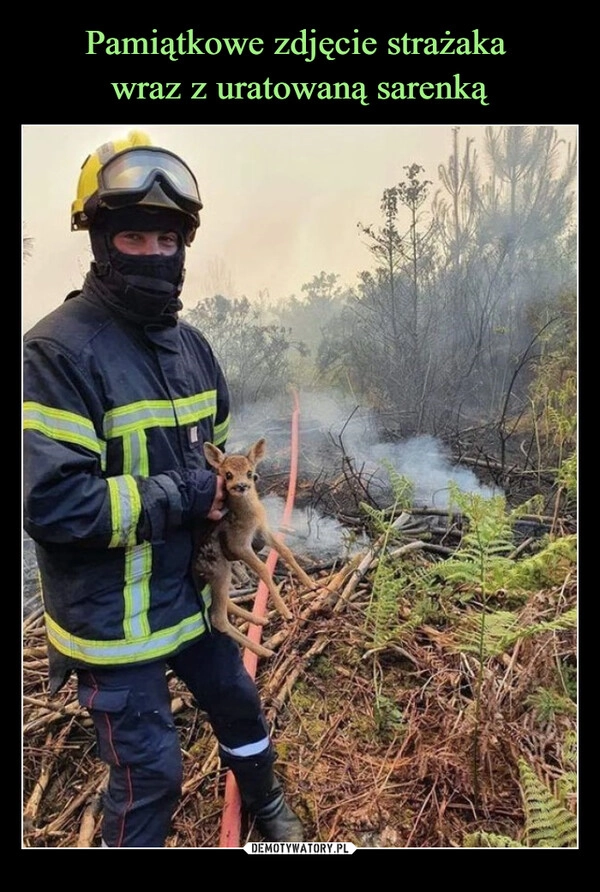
[300,392,500,509]
[229,390,501,561]
[341,427,500,509]
[261,494,369,563]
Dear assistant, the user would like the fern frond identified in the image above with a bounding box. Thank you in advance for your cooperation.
[510,494,546,519]
[519,759,577,848]
[556,772,578,806]
[365,555,402,648]
[381,459,414,510]
[506,535,577,591]
[557,453,577,496]
[463,831,525,848]
[453,606,577,658]
[438,484,517,595]
[526,687,577,721]
[531,606,577,635]
[510,606,577,643]
[359,501,387,535]
[453,609,519,657]
[435,554,515,591]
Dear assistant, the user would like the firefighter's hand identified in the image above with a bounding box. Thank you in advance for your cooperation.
[206,475,226,521]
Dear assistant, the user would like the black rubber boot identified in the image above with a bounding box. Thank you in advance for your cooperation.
[220,744,305,842]
[251,779,304,842]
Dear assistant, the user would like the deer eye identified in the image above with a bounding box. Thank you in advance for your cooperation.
[225,471,233,481]
[246,471,253,479]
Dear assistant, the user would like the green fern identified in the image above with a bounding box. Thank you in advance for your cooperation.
[423,484,516,595]
[381,459,414,510]
[463,831,525,847]
[556,731,578,805]
[361,469,415,648]
[512,493,546,518]
[407,594,441,627]
[519,759,577,847]
[360,501,397,538]
[526,687,577,722]
[365,554,403,648]
[562,729,577,769]
[360,473,416,733]
[556,453,577,497]
[454,606,577,658]
[373,690,406,740]
[359,464,413,539]
[463,758,577,848]
[453,609,520,657]
[507,535,577,591]
[418,491,576,600]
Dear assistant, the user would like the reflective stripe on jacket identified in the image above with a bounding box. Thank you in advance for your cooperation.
[23,280,230,682]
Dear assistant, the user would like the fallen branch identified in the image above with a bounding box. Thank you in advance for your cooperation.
[77,789,104,847]
[23,732,55,822]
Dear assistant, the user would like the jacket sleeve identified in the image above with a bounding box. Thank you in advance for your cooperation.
[23,335,217,548]
[212,353,230,450]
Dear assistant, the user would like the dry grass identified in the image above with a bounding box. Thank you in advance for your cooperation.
[22,538,577,848]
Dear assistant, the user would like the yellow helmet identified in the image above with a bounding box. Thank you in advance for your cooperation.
[71,130,202,245]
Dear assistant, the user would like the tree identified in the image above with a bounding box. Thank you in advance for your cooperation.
[434,127,480,274]
[274,272,349,355]
[340,165,436,431]
[430,126,576,430]
[273,272,351,389]
[321,126,576,449]
[184,295,305,409]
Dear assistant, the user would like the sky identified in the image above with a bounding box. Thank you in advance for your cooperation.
[21,123,577,331]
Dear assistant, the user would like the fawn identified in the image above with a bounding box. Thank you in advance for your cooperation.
[193,437,318,658]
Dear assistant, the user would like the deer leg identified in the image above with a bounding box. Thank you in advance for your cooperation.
[264,533,321,591]
[233,548,293,620]
[208,563,274,658]
[217,617,275,659]
[228,600,268,627]
[206,561,233,633]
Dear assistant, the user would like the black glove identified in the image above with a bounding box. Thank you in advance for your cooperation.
[135,469,217,543]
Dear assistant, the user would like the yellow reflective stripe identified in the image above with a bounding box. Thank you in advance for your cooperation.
[104,400,177,437]
[103,392,217,438]
[23,401,106,465]
[175,392,217,425]
[122,428,149,477]
[44,596,210,664]
[123,543,152,638]
[107,476,141,547]
[213,413,230,446]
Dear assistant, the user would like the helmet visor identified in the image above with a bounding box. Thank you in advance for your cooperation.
[97,147,203,215]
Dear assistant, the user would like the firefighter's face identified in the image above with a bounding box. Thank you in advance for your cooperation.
[112,231,179,256]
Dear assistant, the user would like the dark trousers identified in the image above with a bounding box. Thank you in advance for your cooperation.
[77,631,272,847]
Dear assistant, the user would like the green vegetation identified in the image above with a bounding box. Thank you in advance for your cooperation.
[178,124,577,845]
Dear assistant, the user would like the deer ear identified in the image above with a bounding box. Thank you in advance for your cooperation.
[203,442,224,469]
[247,437,267,465]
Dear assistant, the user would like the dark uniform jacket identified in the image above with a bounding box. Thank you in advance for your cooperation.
[23,271,230,693]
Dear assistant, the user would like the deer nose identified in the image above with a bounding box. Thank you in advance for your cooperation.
[232,482,249,493]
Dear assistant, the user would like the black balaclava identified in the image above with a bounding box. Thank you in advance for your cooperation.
[87,205,191,326]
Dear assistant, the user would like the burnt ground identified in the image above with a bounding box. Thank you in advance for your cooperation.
[22,442,578,849]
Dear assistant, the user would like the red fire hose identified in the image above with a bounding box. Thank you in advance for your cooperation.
[218,389,302,847]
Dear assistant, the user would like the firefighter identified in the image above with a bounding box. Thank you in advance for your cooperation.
[23,130,304,848]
